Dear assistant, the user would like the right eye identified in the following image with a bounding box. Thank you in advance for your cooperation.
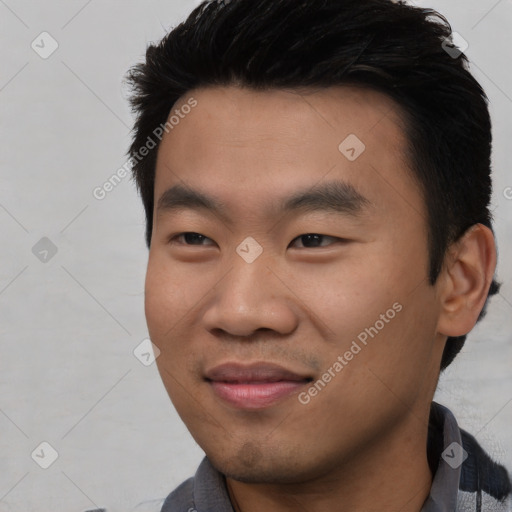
[168,232,215,246]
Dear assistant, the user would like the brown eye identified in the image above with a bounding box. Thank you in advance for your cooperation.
[290,234,340,248]
[170,232,214,246]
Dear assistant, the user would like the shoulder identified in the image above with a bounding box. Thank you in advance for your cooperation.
[459,428,512,503]
[160,476,196,511]
[83,496,166,512]
[160,457,233,511]
[427,402,512,511]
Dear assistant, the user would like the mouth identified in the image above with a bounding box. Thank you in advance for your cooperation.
[204,362,314,409]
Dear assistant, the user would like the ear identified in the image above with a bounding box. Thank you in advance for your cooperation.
[436,224,497,337]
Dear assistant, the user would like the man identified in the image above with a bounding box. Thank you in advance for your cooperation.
[122,0,512,510]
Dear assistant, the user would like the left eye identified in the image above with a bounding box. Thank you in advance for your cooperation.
[289,234,340,248]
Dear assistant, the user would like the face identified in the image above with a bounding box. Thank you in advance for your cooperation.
[145,86,446,484]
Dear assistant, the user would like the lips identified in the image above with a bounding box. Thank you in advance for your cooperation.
[205,362,313,409]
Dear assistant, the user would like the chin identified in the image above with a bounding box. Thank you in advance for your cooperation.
[206,441,318,485]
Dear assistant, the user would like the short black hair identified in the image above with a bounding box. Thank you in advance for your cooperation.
[126,0,500,370]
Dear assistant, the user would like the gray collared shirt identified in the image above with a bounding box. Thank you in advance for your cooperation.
[86,403,511,511]
[159,403,511,512]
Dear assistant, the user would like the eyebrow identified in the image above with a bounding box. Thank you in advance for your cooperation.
[156,181,372,223]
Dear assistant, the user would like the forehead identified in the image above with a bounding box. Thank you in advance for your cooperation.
[171,84,406,136]
[155,85,423,222]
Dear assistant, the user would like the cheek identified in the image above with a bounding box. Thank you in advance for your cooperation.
[145,258,200,398]
[299,241,436,367]
[291,253,403,343]
[144,254,193,339]
[144,252,216,371]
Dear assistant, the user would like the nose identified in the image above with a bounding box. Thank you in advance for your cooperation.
[202,255,299,338]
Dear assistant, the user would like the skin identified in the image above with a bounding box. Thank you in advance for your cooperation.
[145,85,496,512]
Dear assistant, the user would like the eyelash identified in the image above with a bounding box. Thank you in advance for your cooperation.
[168,232,342,249]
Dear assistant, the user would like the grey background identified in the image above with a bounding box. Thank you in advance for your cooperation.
[0,1,511,510]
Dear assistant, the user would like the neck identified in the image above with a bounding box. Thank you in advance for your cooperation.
[226,411,433,512]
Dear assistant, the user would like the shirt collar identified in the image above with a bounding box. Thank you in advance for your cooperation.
[421,402,462,511]
[188,402,509,512]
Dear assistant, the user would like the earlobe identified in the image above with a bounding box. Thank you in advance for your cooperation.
[436,224,497,337]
